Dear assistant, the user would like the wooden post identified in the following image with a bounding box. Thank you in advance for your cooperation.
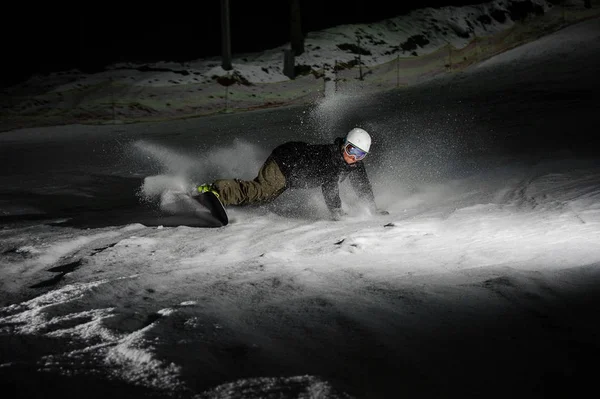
[357,35,363,80]
[225,81,229,112]
[110,77,116,123]
[397,54,400,88]
[334,60,338,93]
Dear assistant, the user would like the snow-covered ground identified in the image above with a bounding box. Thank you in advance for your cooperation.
[1,3,600,399]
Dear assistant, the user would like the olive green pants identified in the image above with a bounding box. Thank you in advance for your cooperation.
[213,157,287,206]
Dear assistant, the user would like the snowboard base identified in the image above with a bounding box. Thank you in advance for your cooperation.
[194,191,229,226]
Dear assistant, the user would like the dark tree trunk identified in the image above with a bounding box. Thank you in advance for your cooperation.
[290,0,304,56]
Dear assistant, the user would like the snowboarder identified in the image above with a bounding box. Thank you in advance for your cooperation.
[193,127,388,220]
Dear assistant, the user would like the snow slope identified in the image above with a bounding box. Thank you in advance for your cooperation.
[1,7,600,399]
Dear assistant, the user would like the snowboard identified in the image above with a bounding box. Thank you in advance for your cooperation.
[194,191,229,226]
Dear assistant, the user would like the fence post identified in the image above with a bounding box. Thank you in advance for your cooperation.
[110,77,116,123]
[334,60,338,93]
[397,55,401,88]
[357,35,363,80]
[224,72,230,113]
[225,85,229,112]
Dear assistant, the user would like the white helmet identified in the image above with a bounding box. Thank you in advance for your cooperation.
[345,128,371,153]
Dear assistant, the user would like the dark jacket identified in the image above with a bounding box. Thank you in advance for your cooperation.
[269,137,376,211]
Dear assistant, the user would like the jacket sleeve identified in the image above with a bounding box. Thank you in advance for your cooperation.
[349,163,377,209]
[322,178,342,212]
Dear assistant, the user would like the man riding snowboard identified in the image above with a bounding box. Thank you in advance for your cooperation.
[194,127,387,220]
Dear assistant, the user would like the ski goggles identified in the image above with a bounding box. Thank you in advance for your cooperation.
[344,142,368,160]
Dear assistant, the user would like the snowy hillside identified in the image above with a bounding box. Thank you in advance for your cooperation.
[17,0,555,88]
[4,0,599,134]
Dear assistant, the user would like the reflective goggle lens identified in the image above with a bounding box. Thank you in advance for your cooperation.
[345,143,367,160]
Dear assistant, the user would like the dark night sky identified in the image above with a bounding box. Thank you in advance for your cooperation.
[2,1,489,87]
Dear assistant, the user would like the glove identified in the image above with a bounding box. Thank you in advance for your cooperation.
[331,208,347,221]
